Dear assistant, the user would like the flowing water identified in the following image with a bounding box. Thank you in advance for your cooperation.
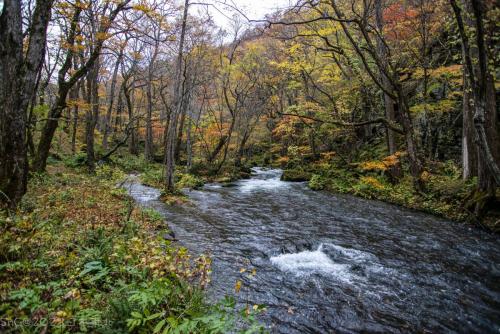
[125,168,500,333]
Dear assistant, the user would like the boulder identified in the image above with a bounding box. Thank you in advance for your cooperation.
[280,169,312,182]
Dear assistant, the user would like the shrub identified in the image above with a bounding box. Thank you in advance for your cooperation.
[113,154,154,173]
[177,174,204,190]
[352,176,387,199]
[141,167,164,188]
[64,152,87,168]
[96,164,126,182]
[309,174,327,190]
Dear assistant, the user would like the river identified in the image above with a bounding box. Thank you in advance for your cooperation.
[126,167,500,333]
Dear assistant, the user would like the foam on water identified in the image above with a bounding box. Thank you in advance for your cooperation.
[270,245,350,280]
[238,168,287,193]
[270,249,345,274]
[239,178,286,192]
[319,242,376,262]
[270,243,380,282]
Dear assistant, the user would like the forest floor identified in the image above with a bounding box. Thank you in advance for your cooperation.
[0,156,262,333]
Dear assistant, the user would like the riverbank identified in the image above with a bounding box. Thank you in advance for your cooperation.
[120,150,499,232]
[279,159,499,232]
[0,160,262,333]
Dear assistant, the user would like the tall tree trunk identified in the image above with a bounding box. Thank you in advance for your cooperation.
[164,0,189,191]
[0,0,26,207]
[462,71,477,179]
[375,0,397,156]
[374,0,403,182]
[186,115,193,171]
[85,59,100,172]
[0,0,53,206]
[124,84,138,155]
[71,81,82,153]
[144,79,154,161]
[214,116,236,174]
[32,0,129,172]
[235,130,250,168]
[451,0,500,204]
[113,88,124,138]
[477,75,499,195]
[145,42,160,162]
[186,99,202,172]
[175,89,190,162]
[399,96,424,189]
[469,0,500,195]
[175,112,186,162]
[102,48,124,150]
[26,91,38,157]
[208,135,229,163]
[33,5,82,173]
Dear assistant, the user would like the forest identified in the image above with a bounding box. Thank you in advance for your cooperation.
[0,0,499,333]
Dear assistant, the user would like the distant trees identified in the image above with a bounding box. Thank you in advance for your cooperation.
[285,0,433,189]
[0,0,498,222]
[32,0,131,173]
[261,0,498,196]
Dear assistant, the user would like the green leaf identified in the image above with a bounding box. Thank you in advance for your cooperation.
[79,261,103,277]
[146,312,163,321]
[130,311,142,319]
[166,316,178,328]
[154,319,166,333]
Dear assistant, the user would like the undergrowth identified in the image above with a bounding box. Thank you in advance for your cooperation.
[0,162,264,333]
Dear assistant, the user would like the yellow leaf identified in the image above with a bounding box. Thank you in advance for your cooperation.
[235,280,242,293]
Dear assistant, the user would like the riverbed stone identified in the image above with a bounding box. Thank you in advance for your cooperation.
[281,169,312,182]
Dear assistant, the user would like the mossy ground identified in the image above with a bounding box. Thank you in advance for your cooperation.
[0,158,264,333]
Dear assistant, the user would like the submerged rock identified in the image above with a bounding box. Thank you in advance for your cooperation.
[221,182,238,187]
[239,171,251,179]
[163,230,177,242]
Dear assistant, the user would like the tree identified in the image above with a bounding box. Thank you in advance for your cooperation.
[375,0,397,157]
[450,0,500,214]
[0,0,53,207]
[164,0,189,191]
[102,39,127,150]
